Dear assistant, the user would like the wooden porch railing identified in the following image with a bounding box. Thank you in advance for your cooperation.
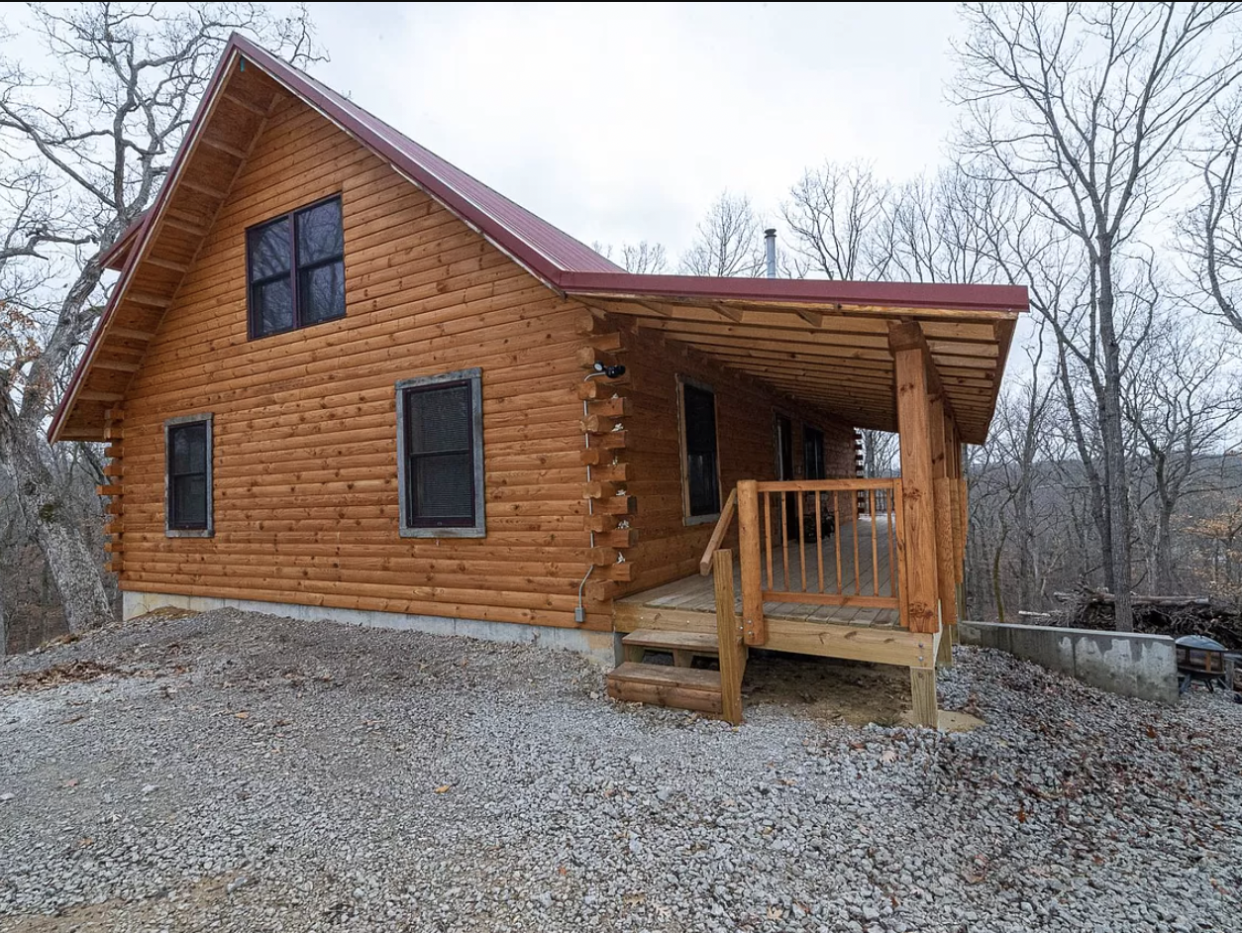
[737,478,906,644]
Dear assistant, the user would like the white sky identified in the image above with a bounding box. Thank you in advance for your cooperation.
[306,2,966,260]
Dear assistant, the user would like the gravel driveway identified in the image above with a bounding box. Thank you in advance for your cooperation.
[1,608,1239,933]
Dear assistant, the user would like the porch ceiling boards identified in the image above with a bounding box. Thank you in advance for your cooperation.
[562,277,1026,444]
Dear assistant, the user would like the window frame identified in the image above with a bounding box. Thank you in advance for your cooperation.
[164,413,214,538]
[676,374,722,526]
[246,193,346,339]
[396,368,486,539]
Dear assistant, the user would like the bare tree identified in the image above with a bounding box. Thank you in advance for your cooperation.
[783,161,890,280]
[592,239,669,274]
[680,191,764,277]
[1184,91,1242,335]
[1124,309,1241,591]
[953,1,1242,630]
[0,3,321,635]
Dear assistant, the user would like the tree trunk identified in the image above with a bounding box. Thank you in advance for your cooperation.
[1096,251,1134,631]
[0,412,111,634]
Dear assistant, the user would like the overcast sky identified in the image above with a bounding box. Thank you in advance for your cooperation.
[305,2,966,262]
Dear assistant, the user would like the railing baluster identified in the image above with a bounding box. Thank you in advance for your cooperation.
[814,492,824,593]
[870,489,881,596]
[781,491,790,591]
[833,491,843,595]
[797,490,807,592]
[764,491,774,590]
[887,483,897,598]
[852,496,862,596]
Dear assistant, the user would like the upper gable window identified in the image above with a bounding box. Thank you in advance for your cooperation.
[247,195,345,338]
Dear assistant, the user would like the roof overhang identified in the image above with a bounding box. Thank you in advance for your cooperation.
[561,275,1027,445]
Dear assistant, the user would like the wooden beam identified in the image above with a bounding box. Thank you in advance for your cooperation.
[710,302,744,323]
[93,359,140,373]
[890,322,940,634]
[181,179,227,200]
[796,309,824,327]
[737,480,765,645]
[910,667,938,728]
[200,135,249,159]
[108,327,155,341]
[612,603,940,667]
[162,215,209,237]
[714,548,745,726]
[144,256,189,274]
[929,394,958,642]
[223,91,268,116]
[124,291,171,308]
[79,390,125,402]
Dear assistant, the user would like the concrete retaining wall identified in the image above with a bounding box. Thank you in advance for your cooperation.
[958,620,1177,705]
[122,591,617,666]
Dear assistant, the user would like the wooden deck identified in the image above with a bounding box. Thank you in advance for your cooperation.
[619,517,900,628]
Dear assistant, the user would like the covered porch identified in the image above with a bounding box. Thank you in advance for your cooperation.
[565,273,1026,726]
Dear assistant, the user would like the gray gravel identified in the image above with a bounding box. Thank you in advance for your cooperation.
[1,608,1239,932]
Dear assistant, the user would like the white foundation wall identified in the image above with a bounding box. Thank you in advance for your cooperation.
[122,591,617,666]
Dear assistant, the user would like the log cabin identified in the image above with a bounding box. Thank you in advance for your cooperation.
[50,34,1028,726]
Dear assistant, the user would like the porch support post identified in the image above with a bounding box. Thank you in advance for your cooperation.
[737,480,765,645]
[889,322,940,637]
[930,394,958,667]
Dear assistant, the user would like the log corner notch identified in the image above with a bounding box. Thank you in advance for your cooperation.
[577,313,635,604]
[99,407,124,575]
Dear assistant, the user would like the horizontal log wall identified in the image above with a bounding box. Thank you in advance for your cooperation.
[119,94,607,630]
[615,321,856,596]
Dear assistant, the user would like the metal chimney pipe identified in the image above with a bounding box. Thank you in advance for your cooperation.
[764,228,777,279]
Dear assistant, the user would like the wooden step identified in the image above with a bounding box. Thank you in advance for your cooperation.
[622,629,720,653]
[606,662,723,715]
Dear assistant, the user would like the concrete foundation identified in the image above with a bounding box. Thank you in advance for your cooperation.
[958,619,1177,704]
[122,591,617,666]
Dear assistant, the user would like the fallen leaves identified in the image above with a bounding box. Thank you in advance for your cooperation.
[434,784,452,794]
[2,660,123,695]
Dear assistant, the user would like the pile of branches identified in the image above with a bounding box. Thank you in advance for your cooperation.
[1052,589,1242,650]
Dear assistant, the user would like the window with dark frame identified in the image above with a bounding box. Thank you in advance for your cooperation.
[166,418,211,534]
[397,369,485,538]
[681,382,721,518]
[247,195,345,338]
[804,426,826,480]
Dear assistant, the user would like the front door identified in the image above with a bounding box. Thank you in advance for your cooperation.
[776,415,797,538]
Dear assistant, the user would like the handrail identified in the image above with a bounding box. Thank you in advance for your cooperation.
[698,486,738,576]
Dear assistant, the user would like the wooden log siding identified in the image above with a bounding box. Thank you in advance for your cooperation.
[114,94,614,630]
[608,320,857,597]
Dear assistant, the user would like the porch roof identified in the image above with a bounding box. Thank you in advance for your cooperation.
[562,274,1027,444]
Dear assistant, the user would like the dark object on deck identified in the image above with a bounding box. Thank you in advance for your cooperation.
[1175,635,1229,694]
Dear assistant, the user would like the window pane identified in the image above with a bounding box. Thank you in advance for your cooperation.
[300,260,345,324]
[249,218,291,281]
[683,384,717,454]
[682,383,719,515]
[254,277,294,336]
[173,475,207,527]
[687,452,720,516]
[413,453,473,520]
[171,423,206,475]
[297,199,343,264]
[408,385,471,454]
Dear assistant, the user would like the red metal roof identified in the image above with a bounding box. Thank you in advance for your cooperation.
[50,33,1029,443]
[234,34,621,279]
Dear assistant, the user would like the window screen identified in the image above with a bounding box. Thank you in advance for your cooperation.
[166,418,212,534]
[682,383,720,517]
[248,195,345,337]
[397,370,485,537]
